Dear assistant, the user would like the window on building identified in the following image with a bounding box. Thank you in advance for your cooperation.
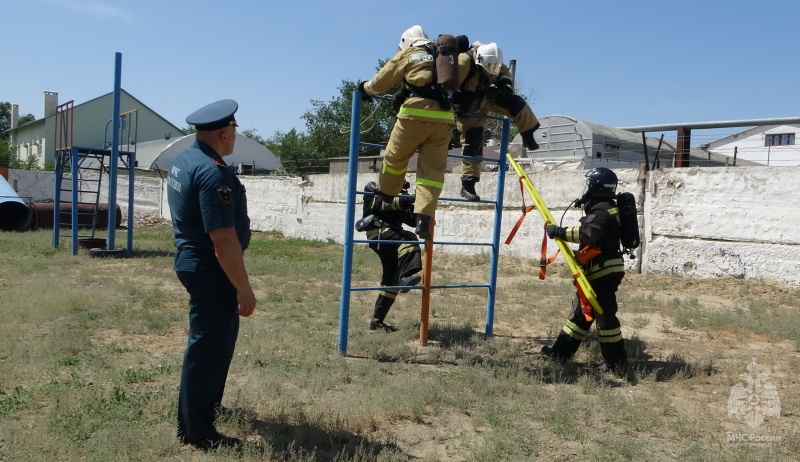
[765,133,795,146]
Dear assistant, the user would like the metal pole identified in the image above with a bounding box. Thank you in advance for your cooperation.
[71,147,79,255]
[106,52,122,249]
[53,153,62,248]
[484,118,510,336]
[127,151,135,253]
[652,134,664,170]
[337,90,362,355]
[676,126,691,167]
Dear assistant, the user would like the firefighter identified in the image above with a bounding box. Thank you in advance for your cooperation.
[358,25,462,240]
[540,167,627,371]
[454,40,541,201]
[356,181,422,331]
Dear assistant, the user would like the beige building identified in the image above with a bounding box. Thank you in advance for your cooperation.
[6,90,184,168]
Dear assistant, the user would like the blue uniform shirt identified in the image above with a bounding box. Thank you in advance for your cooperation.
[167,140,251,272]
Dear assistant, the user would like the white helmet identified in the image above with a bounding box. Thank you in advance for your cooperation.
[398,25,428,51]
[474,42,503,77]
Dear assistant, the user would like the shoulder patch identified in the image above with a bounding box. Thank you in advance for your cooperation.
[410,48,434,64]
[217,185,233,204]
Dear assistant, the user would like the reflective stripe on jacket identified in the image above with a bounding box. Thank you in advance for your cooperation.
[563,198,624,278]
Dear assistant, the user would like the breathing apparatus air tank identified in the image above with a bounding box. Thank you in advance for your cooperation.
[435,34,460,92]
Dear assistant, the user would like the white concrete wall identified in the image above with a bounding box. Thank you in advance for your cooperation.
[643,167,800,287]
[6,170,56,202]
[9,166,800,287]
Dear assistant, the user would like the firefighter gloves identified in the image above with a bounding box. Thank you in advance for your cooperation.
[358,82,373,102]
[546,225,566,240]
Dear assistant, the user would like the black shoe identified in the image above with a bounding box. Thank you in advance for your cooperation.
[369,319,397,332]
[521,128,539,151]
[460,177,480,202]
[415,215,432,241]
[540,345,567,363]
[460,187,480,202]
[399,274,422,293]
[182,432,242,451]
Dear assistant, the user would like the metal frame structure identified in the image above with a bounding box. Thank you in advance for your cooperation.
[338,91,511,355]
[52,53,137,255]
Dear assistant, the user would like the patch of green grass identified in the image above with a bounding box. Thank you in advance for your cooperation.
[1,226,799,461]
[630,315,651,329]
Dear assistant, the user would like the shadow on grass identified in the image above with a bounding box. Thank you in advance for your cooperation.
[371,325,718,387]
[626,335,718,381]
[428,322,484,348]
[226,408,406,461]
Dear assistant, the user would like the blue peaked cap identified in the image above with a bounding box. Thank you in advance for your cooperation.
[186,99,238,131]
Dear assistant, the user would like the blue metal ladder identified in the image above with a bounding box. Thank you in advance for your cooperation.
[338,92,511,355]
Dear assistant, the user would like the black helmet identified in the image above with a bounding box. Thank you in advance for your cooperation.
[584,167,617,198]
[364,181,379,193]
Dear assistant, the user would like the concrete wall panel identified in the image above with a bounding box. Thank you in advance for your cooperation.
[9,165,800,286]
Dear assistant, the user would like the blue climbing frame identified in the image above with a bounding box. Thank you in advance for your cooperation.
[338,91,511,355]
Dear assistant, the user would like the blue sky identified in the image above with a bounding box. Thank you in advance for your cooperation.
[3,0,798,146]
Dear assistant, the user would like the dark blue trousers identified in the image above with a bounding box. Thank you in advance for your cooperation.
[176,270,239,442]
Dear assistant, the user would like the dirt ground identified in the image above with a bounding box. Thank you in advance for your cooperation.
[359,257,800,461]
[119,219,800,460]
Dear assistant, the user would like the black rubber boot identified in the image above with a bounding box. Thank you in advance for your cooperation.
[414,214,432,241]
[541,333,582,362]
[370,295,397,332]
[375,188,395,203]
[520,128,540,151]
[600,339,628,369]
[460,176,480,202]
[399,274,422,293]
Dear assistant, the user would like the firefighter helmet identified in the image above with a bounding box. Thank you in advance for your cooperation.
[474,42,503,77]
[398,25,428,52]
[584,168,618,198]
[364,181,379,193]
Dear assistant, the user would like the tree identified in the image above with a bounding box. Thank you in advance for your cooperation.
[262,60,399,175]
[264,128,311,175]
[240,127,267,146]
[1,102,38,169]
[0,102,35,139]
[17,114,35,126]
[0,138,39,169]
[0,102,12,139]
[301,77,396,159]
[0,139,12,167]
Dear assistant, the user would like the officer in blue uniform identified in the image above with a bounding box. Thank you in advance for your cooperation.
[167,99,256,450]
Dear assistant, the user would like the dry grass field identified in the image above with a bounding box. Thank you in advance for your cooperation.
[0,221,798,461]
